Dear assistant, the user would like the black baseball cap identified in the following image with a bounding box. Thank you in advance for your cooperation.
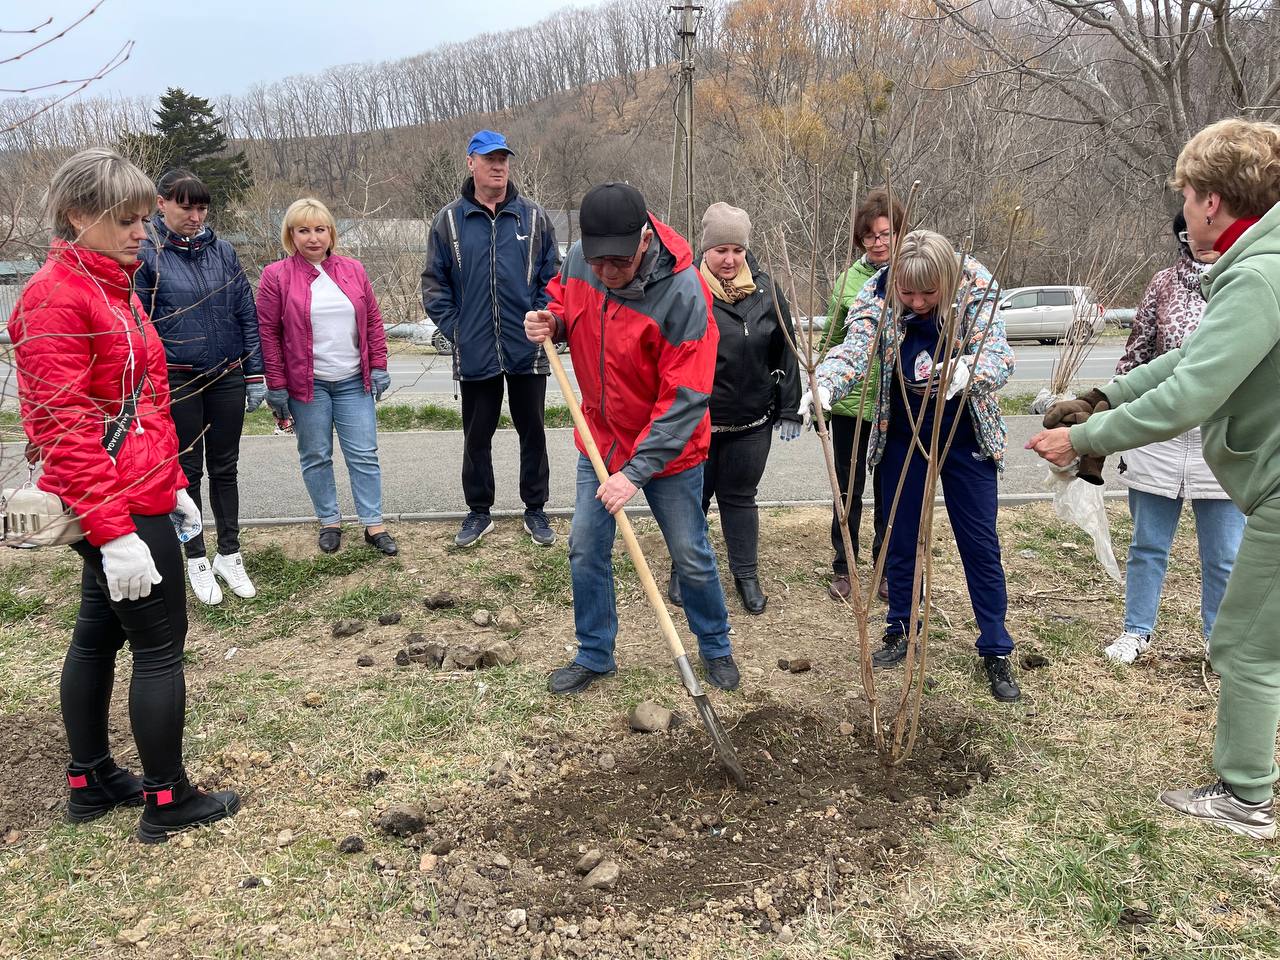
[580,182,649,259]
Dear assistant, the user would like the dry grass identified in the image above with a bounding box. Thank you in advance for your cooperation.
[0,505,1277,959]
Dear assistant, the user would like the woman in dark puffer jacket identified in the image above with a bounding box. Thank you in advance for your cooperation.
[670,202,801,615]
[135,169,264,606]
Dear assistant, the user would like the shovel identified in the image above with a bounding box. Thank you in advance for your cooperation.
[543,340,748,790]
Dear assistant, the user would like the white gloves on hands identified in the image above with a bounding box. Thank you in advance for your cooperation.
[797,385,832,428]
[172,489,203,543]
[943,356,973,401]
[776,419,801,442]
[100,533,163,603]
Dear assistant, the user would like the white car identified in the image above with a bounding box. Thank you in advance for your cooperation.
[999,285,1104,344]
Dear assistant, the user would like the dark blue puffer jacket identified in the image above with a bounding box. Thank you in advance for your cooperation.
[420,179,560,380]
[135,219,263,375]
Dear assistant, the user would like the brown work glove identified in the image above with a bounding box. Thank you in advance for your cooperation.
[1075,399,1109,484]
[1042,387,1109,429]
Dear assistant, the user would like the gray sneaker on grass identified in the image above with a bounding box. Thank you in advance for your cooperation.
[455,511,495,547]
[1158,780,1276,840]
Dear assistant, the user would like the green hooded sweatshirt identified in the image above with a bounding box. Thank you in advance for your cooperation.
[821,258,881,420]
[1072,201,1280,515]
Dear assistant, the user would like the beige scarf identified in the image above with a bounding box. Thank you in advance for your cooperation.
[700,260,757,304]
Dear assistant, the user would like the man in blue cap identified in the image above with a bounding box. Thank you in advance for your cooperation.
[421,130,561,547]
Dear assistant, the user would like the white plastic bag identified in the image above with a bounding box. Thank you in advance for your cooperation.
[1042,465,1122,583]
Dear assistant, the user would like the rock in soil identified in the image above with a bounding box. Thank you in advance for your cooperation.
[504,908,527,929]
[480,640,517,668]
[423,591,457,610]
[378,612,402,626]
[583,860,620,891]
[472,608,494,627]
[1021,652,1052,670]
[628,700,673,733]
[837,721,856,736]
[430,837,457,856]
[495,605,521,631]
[575,849,605,874]
[444,645,484,670]
[332,619,365,639]
[407,640,447,668]
[302,691,324,708]
[338,835,365,854]
[598,753,617,772]
[377,804,426,837]
[355,655,375,667]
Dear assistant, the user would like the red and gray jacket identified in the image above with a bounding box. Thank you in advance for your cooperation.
[546,215,717,486]
[7,240,187,546]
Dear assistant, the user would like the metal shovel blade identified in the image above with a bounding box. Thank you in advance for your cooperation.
[690,691,749,790]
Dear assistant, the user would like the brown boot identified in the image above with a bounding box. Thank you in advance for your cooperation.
[828,575,851,601]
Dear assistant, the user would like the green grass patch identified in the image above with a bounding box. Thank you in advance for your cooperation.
[999,392,1038,416]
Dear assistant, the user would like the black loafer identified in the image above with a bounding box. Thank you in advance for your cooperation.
[871,631,911,668]
[667,570,683,608]
[364,529,398,556]
[700,654,741,692]
[734,577,767,615]
[318,527,342,553]
[547,663,616,695]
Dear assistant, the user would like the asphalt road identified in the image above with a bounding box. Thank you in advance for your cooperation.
[0,343,1124,402]
[0,415,1118,524]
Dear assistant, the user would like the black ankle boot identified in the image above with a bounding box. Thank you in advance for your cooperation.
[667,569,684,608]
[137,775,241,844]
[734,577,767,614]
[65,759,144,823]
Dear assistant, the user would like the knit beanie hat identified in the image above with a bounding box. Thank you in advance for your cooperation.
[699,202,751,253]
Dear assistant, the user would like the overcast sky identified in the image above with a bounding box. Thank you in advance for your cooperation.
[15,1,574,102]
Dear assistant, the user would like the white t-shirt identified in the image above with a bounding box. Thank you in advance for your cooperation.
[309,266,362,382]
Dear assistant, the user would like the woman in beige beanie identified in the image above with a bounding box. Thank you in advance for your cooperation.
[667,202,801,615]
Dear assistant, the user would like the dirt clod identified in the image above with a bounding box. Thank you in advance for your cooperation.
[407,640,447,668]
[363,769,388,789]
[239,876,262,889]
[788,658,812,674]
[598,753,617,771]
[377,804,426,837]
[394,650,411,667]
[495,605,521,631]
[431,837,457,856]
[628,701,672,733]
[332,619,365,639]
[472,608,493,627]
[378,612,402,626]
[444,645,484,670]
[423,591,457,610]
[355,655,375,667]
[1021,652,1051,670]
[338,835,365,854]
[302,691,324,708]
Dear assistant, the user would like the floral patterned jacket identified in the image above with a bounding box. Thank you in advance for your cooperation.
[814,255,1014,471]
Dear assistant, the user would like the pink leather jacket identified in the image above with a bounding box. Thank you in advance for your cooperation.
[256,252,388,403]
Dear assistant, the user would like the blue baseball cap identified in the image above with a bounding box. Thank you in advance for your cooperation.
[467,130,514,156]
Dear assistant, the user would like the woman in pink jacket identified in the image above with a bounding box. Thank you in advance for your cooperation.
[257,198,396,556]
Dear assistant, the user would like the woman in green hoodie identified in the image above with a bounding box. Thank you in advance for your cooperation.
[1029,118,1280,841]
[820,188,904,602]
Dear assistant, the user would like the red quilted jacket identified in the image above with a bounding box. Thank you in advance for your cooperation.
[8,240,186,546]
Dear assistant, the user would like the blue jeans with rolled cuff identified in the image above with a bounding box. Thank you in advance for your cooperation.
[289,376,384,527]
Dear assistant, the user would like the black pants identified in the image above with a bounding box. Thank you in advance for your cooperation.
[831,413,886,575]
[701,423,773,579]
[65,514,188,787]
[169,367,246,559]
[460,373,550,514]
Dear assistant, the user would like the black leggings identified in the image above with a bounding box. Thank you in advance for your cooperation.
[169,367,246,559]
[64,513,188,786]
[701,423,773,579]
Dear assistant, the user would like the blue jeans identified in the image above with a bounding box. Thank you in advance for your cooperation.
[569,455,732,673]
[289,377,383,527]
[1125,489,1245,639]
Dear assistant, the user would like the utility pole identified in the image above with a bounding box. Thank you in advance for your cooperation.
[669,1,700,241]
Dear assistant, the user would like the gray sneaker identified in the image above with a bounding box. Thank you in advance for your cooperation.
[1158,780,1277,840]
[455,511,495,547]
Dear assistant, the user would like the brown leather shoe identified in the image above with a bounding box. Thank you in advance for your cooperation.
[877,577,889,602]
[828,575,851,601]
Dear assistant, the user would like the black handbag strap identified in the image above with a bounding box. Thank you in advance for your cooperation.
[102,374,146,459]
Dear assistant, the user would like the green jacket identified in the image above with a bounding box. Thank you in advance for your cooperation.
[821,258,881,420]
[1072,202,1280,515]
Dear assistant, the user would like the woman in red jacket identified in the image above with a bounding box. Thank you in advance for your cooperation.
[8,148,239,842]
[257,198,396,555]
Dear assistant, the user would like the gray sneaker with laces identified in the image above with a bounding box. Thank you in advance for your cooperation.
[1158,780,1276,840]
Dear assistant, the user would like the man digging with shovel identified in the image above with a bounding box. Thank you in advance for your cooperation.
[523,181,740,696]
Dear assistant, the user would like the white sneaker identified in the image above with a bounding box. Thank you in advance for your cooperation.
[212,552,257,599]
[187,557,223,605]
[1104,630,1151,665]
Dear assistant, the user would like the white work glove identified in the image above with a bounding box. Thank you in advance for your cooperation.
[943,356,973,401]
[100,533,163,603]
[172,489,203,543]
[776,419,801,442]
[796,385,832,428]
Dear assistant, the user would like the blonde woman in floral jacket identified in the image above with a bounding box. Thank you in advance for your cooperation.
[805,230,1020,703]
[1105,213,1245,665]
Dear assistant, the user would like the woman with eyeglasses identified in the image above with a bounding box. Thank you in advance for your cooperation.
[7,148,240,842]
[817,188,903,603]
[1100,212,1245,666]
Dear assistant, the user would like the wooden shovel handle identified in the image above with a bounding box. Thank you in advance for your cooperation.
[544,339,691,663]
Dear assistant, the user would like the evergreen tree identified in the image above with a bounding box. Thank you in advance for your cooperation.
[123,87,253,214]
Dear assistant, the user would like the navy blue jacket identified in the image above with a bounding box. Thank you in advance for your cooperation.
[135,219,263,376]
[420,179,560,380]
